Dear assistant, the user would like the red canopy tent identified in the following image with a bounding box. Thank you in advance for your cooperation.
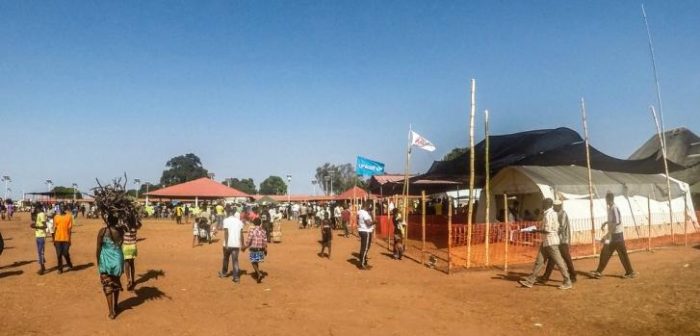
[145,178,250,205]
[336,186,371,200]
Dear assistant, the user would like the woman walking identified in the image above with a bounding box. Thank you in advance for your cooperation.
[96,221,124,319]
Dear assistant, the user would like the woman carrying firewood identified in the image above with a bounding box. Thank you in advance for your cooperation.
[96,217,124,319]
[93,177,142,319]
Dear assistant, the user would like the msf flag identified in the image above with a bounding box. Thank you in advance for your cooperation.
[356,156,385,176]
[410,131,436,152]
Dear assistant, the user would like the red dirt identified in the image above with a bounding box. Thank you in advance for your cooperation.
[1,213,699,336]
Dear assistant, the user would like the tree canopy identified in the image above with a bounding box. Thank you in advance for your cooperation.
[442,147,467,161]
[259,176,287,195]
[223,177,257,194]
[159,153,209,186]
[51,186,83,199]
[315,162,367,195]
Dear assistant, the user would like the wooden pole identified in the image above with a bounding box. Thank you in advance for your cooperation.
[421,190,426,265]
[503,194,509,273]
[448,197,453,274]
[651,106,674,244]
[403,125,412,248]
[466,78,476,268]
[648,192,652,251]
[484,109,491,266]
[684,194,689,247]
[581,97,597,256]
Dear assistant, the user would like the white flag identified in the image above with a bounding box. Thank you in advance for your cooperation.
[410,130,436,152]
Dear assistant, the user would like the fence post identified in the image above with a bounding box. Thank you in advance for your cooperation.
[448,197,453,274]
[421,190,426,265]
[504,194,509,273]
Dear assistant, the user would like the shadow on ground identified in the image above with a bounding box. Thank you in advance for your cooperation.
[135,269,166,285]
[120,286,171,313]
[0,270,23,279]
[0,260,34,270]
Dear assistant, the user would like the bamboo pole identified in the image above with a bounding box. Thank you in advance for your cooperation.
[648,192,652,251]
[403,126,412,248]
[684,195,689,247]
[581,97,597,256]
[484,109,491,266]
[466,78,476,268]
[421,190,426,265]
[448,197,453,274]
[503,194,509,273]
[642,4,667,150]
[651,106,674,244]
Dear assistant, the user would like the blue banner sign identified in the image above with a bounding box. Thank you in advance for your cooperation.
[356,156,385,176]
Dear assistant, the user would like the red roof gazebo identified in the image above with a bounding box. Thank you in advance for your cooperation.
[145,178,250,204]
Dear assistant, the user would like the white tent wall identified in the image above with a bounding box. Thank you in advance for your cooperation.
[477,166,698,245]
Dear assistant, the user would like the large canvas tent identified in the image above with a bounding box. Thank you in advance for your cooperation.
[421,128,682,192]
[476,165,698,245]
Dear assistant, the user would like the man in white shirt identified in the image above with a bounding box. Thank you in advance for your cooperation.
[518,198,572,290]
[357,202,375,270]
[219,210,244,283]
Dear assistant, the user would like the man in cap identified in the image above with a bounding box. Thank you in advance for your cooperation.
[539,199,576,283]
[519,198,573,290]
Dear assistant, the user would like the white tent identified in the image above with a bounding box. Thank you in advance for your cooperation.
[476,165,698,245]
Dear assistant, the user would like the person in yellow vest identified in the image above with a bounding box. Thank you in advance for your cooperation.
[175,204,184,224]
[30,203,48,275]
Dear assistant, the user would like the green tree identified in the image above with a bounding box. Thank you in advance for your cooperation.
[159,153,209,186]
[51,186,83,199]
[223,177,257,194]
[259,176,287,195]
[443,147,467,161]
[315,163,368,195]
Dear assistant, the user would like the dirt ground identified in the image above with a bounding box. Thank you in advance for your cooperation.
[1,213,699,336]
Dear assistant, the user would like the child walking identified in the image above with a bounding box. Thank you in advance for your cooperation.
[319,219,332,258]
[243,218,268,283]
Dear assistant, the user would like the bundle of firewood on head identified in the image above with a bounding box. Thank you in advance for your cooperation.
[93,176,142,230]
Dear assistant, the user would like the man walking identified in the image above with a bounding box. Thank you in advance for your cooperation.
[219,210,244,283]
[53,204,74,274]
[30,203,48,275]
[539,199,576,283]
[590,192,638,279]
[357,202,374,270]
[518,198,572,290]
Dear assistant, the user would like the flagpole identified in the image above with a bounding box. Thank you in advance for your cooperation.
[651,106,675,243]
[402,124,412,246]
[581,98,597,256]
[466,78,476,269]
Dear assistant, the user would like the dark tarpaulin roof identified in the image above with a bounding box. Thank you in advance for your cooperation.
[421,127,681,191]
[629,127,700,168]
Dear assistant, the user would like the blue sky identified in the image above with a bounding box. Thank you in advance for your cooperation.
[1,1,698,196]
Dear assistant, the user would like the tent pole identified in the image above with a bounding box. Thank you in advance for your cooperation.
[503,194,509,273]
[484,109,491,266]
[447,196,453,274]
[466,78,476,269]
[650,106,674,244]
[581,97,597,256]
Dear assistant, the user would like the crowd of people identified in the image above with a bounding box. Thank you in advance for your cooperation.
[0,191,642,321]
